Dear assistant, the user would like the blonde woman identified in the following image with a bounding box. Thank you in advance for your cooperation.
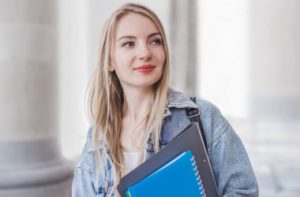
[72,3,258,197]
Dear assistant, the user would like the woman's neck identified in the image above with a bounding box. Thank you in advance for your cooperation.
[122,86,154,121]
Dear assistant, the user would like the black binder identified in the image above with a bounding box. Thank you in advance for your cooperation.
[117,123,219,197]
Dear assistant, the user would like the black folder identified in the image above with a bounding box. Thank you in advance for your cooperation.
[117,123,219,197]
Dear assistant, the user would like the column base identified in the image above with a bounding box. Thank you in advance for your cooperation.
[0,159,73,197]
[0,177,72,197]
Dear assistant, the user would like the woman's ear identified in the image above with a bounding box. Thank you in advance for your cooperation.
[108,59,115,72]
[108,56,115,72]
[108,64,115,72]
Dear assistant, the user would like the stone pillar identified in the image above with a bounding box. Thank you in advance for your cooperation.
[0,1,73,196]
[249,0,300,121]
[170,0,198,95]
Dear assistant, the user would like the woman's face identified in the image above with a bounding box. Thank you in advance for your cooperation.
[110,13,166,90]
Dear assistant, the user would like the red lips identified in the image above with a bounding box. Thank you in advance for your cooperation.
[133,64,155,73]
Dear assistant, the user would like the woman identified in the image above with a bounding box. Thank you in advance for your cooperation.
[72,3,258,197]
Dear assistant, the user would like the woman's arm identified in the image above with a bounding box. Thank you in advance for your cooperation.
[197,98,259,196]
[72,164,97,197]
[72,129,100,197]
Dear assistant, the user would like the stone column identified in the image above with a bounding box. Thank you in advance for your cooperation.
[0,1,73,196]
[170,0,198,95]
[249,0,300,121]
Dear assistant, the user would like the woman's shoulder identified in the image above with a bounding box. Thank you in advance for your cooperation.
[196,97,226,122]
[167,88,231,146]
[84,127,108,151]
[75,127,108,170]
[75,127,95,171]
[167,88,223,115]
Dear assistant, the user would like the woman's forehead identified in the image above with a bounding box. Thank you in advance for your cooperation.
[115,13,159,39]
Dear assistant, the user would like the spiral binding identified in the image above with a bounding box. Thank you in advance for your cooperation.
[191,155,206,197]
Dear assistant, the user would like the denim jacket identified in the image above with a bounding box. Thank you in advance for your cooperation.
[72,89,259,197]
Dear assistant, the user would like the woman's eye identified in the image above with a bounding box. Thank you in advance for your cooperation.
[121,41,134,48]
[151,38,162,46]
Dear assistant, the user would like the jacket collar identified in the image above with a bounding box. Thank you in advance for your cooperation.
[164,88,198,118]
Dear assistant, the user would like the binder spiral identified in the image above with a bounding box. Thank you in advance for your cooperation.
[191,155,206,197]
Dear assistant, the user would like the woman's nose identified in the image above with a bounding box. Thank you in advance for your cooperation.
[138,43,151,60]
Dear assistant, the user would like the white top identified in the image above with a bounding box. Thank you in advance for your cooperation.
[123,152,141,175]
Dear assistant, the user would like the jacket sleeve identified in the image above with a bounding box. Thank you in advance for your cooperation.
[197,99,259,196]
[72,163,97,197]
[72,129,101,197]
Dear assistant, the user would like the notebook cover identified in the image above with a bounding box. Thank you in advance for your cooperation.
[117,123,219,197]
[126,150,205,197]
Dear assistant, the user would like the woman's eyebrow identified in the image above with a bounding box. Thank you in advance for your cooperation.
[148,32,161,38]
[117,35,136,41]
[117,32,161,41]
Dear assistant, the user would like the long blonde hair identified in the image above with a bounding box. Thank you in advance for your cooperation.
[86,3,170,195]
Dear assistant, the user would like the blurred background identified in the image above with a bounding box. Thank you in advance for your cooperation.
[0,0,299,196]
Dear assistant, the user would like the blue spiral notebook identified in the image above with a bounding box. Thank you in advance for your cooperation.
[125,150,205,197]
[118,123,219,197]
